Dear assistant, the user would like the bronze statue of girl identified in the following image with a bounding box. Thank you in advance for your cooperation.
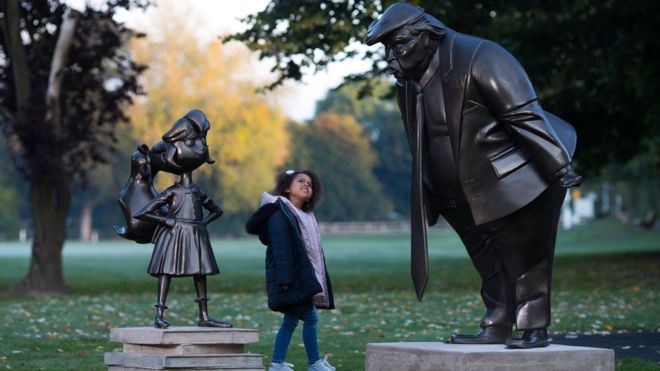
[115,109,231,329]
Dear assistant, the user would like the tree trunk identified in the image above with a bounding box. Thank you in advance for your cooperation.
[2,0,30,113]
[1,1,80,297]
[6,179,70,295]
[79,197,99,242]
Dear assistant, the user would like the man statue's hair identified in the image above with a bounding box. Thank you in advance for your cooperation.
[406,13,446,40]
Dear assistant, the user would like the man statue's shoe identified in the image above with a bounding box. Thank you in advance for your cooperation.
[505,328,549,349]
[198,318,233,328]
[451,326,512,344]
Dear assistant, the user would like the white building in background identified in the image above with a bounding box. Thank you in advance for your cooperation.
[561,191,597,230]
[575,192,597,220]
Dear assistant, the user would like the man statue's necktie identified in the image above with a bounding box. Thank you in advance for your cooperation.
[409,49,440,302]
[411,85,429,302]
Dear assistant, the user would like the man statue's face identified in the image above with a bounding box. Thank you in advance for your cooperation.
[385,27,431,80]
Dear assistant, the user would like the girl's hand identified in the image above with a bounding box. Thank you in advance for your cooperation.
[280,285,290,291]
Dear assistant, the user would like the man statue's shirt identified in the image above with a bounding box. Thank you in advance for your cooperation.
[414,49,466,209]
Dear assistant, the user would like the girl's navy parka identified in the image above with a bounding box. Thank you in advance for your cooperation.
[246,198,334,315]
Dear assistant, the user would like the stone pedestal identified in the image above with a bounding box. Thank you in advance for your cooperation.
[365,343,615,371]
[105,327,264,370]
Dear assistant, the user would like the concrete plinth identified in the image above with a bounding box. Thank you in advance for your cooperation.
[365,343,615,371]
[105,327,264,370]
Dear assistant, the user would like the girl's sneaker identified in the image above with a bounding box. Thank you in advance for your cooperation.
[308,357,335,371]
[269,362,294,371]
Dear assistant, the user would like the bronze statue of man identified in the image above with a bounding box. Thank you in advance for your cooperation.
[366,3,581,348]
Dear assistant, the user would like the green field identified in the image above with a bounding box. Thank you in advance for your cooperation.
[0,219,658,370]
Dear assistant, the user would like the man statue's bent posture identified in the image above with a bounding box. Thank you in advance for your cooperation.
[367,3,581,348]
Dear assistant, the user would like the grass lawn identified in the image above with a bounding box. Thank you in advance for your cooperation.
[0,219,658,370]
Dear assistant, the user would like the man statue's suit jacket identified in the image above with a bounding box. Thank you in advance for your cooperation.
[396,30,574,226]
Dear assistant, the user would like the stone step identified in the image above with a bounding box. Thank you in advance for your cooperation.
[123,343,244,355]
[108,367,264,371]
[365,342,615,371]
[110,327,259,345]
[105,352,264,370]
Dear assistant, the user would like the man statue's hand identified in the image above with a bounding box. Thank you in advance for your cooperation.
[164,217,176,228]
[560,170,582,188]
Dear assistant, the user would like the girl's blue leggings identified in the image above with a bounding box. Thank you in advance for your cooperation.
[271,306,320,365]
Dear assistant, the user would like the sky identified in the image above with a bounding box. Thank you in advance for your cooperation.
[66,0,374,122]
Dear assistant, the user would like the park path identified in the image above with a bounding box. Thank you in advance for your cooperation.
[552,332,660,362]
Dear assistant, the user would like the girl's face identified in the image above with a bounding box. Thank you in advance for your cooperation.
[287,173,313,208]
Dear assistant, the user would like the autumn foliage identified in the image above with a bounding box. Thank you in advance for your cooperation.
[126,5,289,215]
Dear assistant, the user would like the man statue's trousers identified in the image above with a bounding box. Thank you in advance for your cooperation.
[440,182,566,330]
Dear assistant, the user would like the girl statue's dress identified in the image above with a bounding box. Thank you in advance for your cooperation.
[141,182,221,277]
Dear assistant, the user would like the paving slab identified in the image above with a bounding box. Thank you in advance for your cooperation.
[365,342,615,371]
[552,332,660,362]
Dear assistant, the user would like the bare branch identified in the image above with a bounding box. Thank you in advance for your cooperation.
[1,0,30,116]
[46,8,80,133]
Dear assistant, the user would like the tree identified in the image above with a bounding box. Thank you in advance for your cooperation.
[0,136,20,239]
[286,113,390,221]
[126,2,289,231]
[75,159,118,241]
[67,134,138,241]
[0,172,19,240]
[316,81,411,216]
[227,0,660,173]
[0,0,148,294]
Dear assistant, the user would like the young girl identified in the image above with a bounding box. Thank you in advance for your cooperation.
[246,170,335,371]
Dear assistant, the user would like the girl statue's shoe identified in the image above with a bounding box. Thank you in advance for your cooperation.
[154,304,169,329]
